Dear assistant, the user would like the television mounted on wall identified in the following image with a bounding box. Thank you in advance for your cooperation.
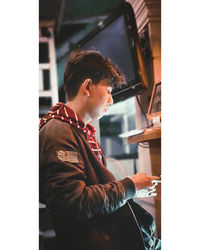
[76,2,148,103]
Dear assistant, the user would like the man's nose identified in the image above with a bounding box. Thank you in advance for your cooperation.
[108,93,114,105]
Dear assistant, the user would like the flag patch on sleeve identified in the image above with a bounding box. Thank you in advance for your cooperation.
[56,150,79,163]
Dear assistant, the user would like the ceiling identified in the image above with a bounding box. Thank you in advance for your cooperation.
[39,0,125,32]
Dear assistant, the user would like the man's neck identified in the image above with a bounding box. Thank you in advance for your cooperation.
[66,101,91,125]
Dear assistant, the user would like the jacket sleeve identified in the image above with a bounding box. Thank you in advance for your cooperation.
[40,120,136,222]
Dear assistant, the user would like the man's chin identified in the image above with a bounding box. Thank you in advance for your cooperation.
[92,108,108,120]
[95,111,106,120]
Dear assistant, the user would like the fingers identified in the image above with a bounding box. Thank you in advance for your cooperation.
[146,181,153,187]
[136,173,161,181]
[137,173,160,179]
[130,173,161,190]
[148,176,161,180]
[143,177,161,189]
[146,176,161,187]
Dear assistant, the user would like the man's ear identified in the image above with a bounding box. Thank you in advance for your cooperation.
[82,78,93,97]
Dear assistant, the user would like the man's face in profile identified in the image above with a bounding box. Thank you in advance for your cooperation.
[87,79,114,120]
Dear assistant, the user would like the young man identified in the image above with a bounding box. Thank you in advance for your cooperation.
[39,50,161,250]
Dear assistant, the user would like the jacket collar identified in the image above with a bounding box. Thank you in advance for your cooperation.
[39,102,96,136]
[39,102,103,161]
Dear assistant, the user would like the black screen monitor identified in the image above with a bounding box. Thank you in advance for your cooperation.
[76,2,148,103]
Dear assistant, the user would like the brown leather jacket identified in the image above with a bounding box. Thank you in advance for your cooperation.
[39,118,146,250]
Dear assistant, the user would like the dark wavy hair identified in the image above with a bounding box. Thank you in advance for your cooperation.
[63,49,126,100]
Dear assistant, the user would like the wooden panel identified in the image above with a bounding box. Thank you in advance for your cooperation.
[149,139,161,238]
[127,127,161,144]
[127,129,161,238]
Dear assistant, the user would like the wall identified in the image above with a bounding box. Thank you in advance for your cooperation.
[127,0,161,237]
[127,0,161,171]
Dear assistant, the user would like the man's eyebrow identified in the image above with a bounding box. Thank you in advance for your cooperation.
[109,83,114,88]
[107,83,114,88]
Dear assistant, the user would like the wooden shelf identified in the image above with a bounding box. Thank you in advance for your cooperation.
[127,127,161,144]
[128,127,161,238]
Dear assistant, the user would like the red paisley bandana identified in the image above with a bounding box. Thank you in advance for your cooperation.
[39,102,102,161]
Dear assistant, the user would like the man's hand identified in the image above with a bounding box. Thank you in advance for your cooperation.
[129,172,161,190]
